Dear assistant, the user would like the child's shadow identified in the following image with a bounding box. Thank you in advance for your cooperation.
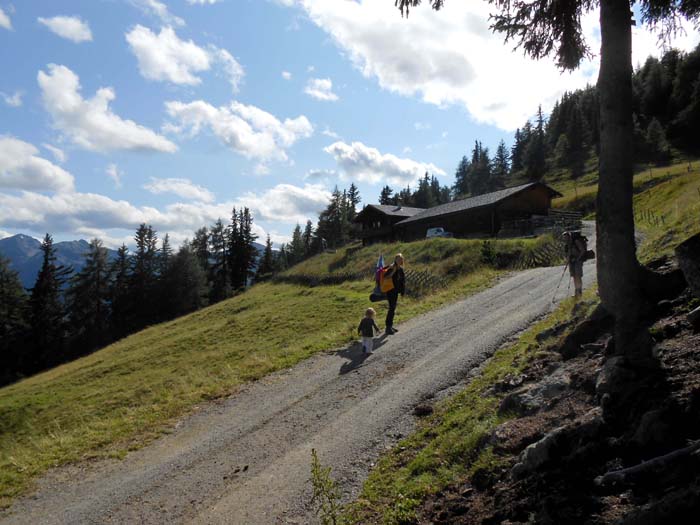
[337,335,388,375]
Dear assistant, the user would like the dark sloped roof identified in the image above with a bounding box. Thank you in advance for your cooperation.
[355,204,426,220]
[396,183,562,226]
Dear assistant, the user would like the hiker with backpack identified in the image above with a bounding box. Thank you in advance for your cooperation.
[381,254,405,335]
[563,231,588,298]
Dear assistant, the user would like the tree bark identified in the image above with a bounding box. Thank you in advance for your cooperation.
[596,0,652,365]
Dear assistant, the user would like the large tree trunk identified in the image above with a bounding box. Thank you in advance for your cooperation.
[596,0,653,366]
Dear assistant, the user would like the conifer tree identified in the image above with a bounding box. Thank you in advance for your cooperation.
[0,256,28,382]
[347,183,361,220]
[379,185,395,205]
[129,224,158,329]
[492,140,509,190]
[191,227,210,274]
[166,244,208,316]
[289,223,305,265]
[28,234,71,370]
[109,244,131,339]
[66,238,111,355]
[453,155,470,196]
[302,220,314,257]
[210,219,231,302]
[256,234,275,280]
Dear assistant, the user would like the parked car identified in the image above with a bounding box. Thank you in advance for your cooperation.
[426,227,453,239]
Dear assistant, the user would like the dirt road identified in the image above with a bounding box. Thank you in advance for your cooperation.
[2,243,595,525]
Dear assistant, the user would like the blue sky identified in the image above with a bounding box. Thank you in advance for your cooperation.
[1,1,697,247]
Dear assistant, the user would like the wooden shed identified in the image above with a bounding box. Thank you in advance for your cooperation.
[354,204,426,245]
[395,183,562,240]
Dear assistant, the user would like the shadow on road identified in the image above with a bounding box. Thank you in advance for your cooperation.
[337,335,388,375]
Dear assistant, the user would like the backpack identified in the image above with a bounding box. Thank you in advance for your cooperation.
[565,231,595,261]
[379,266,395,293]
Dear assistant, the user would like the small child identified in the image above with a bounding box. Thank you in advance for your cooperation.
[358,307,380,354]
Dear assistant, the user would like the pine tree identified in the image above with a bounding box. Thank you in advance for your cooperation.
[256,234,275,280]
[191,227,210,274]
[210,219,231,303]
[492,140,509,190]
[109,244,131,339]
[303,220,314,257]
[66,238,111,355]
[453,155,470,196]
[129,224,159,329]
[347,183,361,221]
[379,185,394,205]
[28,234,71,370]
[0,256,28,383]
[289,224,305,265]
[510,128,524,174]
[165,244,208,317]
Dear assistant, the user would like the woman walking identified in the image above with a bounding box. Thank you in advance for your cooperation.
[383,254,405,335]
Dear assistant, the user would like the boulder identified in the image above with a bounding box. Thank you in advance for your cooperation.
[511,407,603,478]
[675,233,700,298]
[498,369,571,416]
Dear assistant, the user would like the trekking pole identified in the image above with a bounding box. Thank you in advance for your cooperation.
[551,262,569,304]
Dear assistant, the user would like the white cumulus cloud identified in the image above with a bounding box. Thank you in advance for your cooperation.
[324,141,445,186]
[282,0,700,130]
[0,7,11,30]
[42,144,67,163]
[126,25,244,91]
[187,0,221,4]
[144,177,215,202]
[38,15,93,43]
[282,70,292,80]
[165,99,313,162]
[129,0,184,27]
[0,90,23,107]
[0,136,75,193]
[0,182,328,248]
[304,77,339,101]
[106,164,123,188]
[38,63,177,153]
[234,183,331,223]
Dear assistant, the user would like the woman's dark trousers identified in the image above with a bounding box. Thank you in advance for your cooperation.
[386,290,399,330]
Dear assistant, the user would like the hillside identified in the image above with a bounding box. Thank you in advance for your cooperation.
[0,234,561,508]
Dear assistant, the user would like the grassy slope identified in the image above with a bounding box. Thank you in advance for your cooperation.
[344,158,700,524]
[0,236,557,508]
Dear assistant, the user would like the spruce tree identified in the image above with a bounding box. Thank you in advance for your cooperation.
[28,234,71,370]
[347,183,361,220]
[492,140,509,190]
[289,224,305,265]
[166,244,208,316]
[379,185,395,205]
[256,234,275,280]
[210,219,231,302]
[302,220,314,257]
[109,244,131,339]
[0,257,28,383]
[453,155,470,196]
[66,238,111,355]
[129,224,158,329]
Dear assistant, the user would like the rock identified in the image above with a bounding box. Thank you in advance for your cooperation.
[688,306,700,331]
[632,408,672,450]
[675,233,700,298]
[511,408,604,478]
[595,356,633,398]
[498,369,571,416]
[414,404,433,417]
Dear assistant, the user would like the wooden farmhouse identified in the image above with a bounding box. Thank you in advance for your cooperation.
[354,204,426,244]
[355,182,566,244]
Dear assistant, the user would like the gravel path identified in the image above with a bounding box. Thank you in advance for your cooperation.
[2,235,596,525]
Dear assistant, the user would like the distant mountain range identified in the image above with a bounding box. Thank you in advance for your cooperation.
[0,234,268,290]
[0,234,119,289]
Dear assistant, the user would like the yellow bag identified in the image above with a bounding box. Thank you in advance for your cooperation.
[379,267,395,293]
